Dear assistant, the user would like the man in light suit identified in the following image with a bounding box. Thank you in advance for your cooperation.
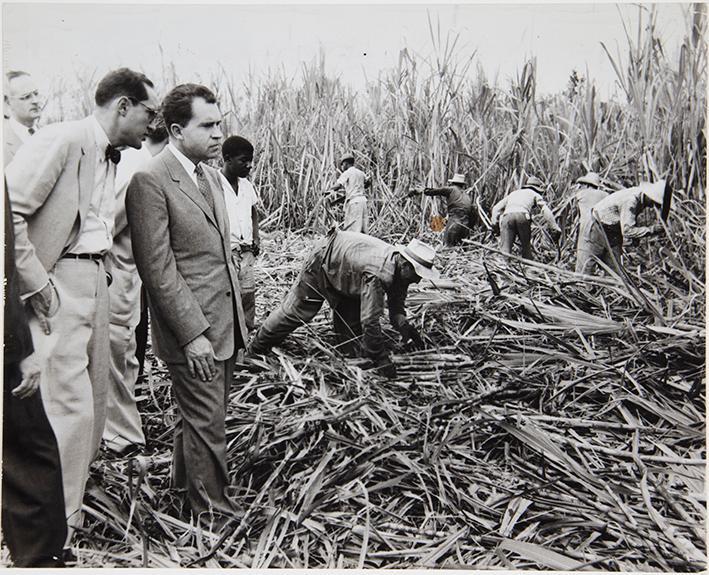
[3,70,42,164]
[126,84,248,527]
[6,67,159,549]
[103,122,168,455]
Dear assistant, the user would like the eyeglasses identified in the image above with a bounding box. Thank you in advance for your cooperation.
[130,98,159,122]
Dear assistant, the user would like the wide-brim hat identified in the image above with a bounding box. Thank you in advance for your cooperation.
[576,172,601,188]
[447,173,467,186]
[340,153,355,163]
[395,238,440,281]
[523,176,545,193]
[640,179,672,220]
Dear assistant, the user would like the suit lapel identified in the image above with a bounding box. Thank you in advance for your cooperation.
[78,117,97,225]
[163,149,219,229]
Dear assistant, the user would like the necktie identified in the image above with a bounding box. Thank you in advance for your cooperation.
[105,144,121,165]
[194,164,215,214]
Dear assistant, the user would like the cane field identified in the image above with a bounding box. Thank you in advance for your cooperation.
[17,6,707,570]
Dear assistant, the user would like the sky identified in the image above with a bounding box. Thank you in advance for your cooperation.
[2,2,692,101]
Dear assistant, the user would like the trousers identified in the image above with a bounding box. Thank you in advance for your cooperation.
[575,219,623,275]
[103,322,145,452]
[500,212,533,259]
[168,357,236,523]
[2,363,66,567]
[443,213,470,246]
[34,258,109,543]
[232,249,256,331]
[342,197,368,234]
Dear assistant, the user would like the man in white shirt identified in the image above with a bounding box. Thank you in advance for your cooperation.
[6,67,159,552]
[3,70,42,164]
[220,135,261,331]
[103,123,168,455]
[491,176,562,260]
[327,153,371,233]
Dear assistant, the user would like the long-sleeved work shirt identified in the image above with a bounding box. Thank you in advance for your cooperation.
[320,231,409,337]
[491,187,560,232]
[591,187,655,240]
[425,186,473,222]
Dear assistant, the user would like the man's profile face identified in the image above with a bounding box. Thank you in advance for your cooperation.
[5,75,41,126]
[179,97,223,163]
[226,153,253,179]
[119,84,160,149]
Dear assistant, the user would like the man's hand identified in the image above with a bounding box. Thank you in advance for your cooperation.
[491,222,500,236]
[13,353,41,399]
[184,334,216,382]
[29,281,57,335]
[400,323,424,350]
[650,223,664,235]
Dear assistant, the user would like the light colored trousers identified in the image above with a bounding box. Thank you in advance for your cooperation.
[342,197,368,234]
[103,323,145,452]
[34,259,109,542]
[575,218,623,275]
[232,249,256,331]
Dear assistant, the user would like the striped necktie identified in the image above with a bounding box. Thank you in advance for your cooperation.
[194,164,215,214]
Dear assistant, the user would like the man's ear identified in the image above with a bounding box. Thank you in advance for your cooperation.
[169,123,184,141]
[116,96,132,117]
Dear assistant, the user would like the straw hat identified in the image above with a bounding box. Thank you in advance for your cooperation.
[576,172,601,188]
[340,153,355,163]
[523,176,545,193]
[447,173,467,186]
[639,179,667,205]
[395,238,440,281]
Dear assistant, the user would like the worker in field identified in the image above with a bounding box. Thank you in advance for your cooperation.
[572,172,609,273]
[248,230,439,378]
[491,176,562,260]
[219,135,261,332]
[408,173,479,246]
[326,153,371,233]
[578,179,671,275]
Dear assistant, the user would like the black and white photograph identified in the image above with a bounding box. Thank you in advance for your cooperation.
[1,1,706,569]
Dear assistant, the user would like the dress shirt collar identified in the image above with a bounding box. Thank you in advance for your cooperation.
[9,117,35,143]
[89,114,111,159]
[167,143,200,185]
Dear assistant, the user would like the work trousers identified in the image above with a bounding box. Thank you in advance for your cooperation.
[500,212,533,259]
[2,363,66,567]
[443,214,470,246]
[168,357,236,524]
[575,219,623,275]
[103,322,145,453]
[34,258,109,542]
[232,248,256,331]
[342,197,368,234]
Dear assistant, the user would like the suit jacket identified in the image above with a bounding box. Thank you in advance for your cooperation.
[3,117,24,166]
[4,187,33,365]
[5,116,100,297]
[126,147,248,364]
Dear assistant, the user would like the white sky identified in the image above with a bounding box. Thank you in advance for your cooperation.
[2,2,692,99]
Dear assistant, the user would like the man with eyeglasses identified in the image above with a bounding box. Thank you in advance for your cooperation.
[5,67,159,557]
[3,70,42,164]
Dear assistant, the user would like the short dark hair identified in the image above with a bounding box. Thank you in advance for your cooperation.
[162,83,217,129]
[222,136,254,160]
[5,70,30,83]
[146,119,168,144]
[94,68,153,107]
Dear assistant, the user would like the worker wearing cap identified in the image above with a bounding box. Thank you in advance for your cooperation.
[573,172,609,273]
[491,176,562,260]
[579,179,670,275]
[327,153,371,233]
[248,230,439,378]
[409,173,477,246]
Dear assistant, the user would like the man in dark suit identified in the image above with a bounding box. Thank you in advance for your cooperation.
[3,187,66,567]
[6,67,159,547]
[3,70,41,164]
[126,84,248,527]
